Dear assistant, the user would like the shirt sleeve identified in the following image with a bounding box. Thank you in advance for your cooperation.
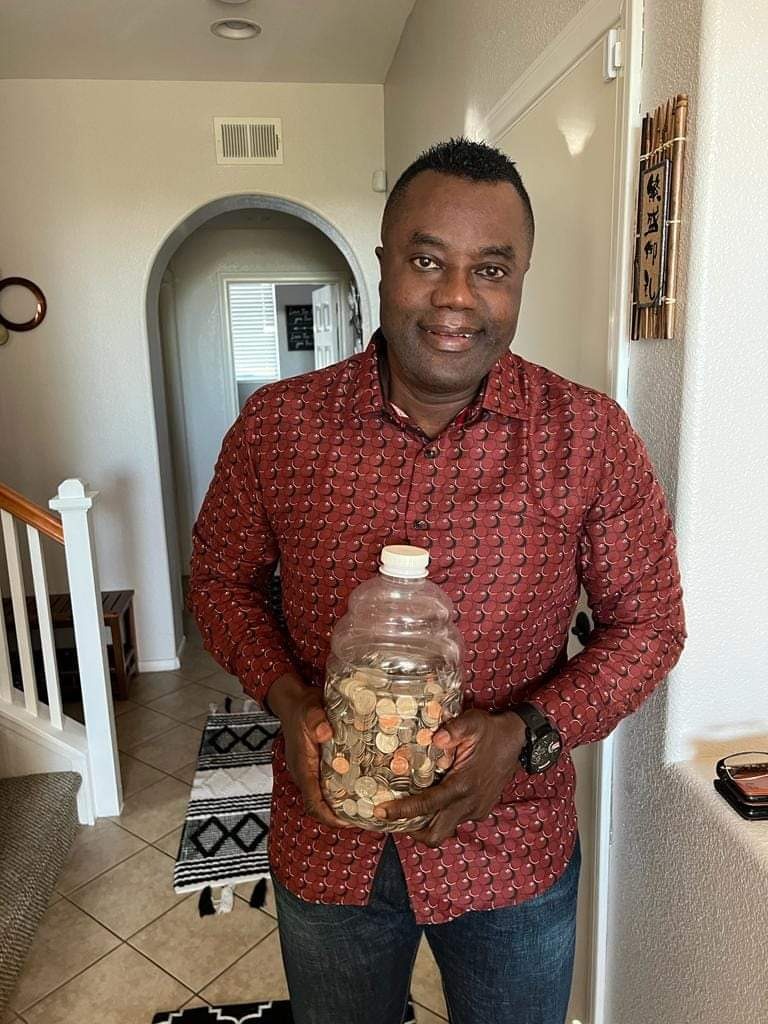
[524,399,687,752]
[187,399,298,703]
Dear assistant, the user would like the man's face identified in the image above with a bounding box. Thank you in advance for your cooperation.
[376,170,532,396]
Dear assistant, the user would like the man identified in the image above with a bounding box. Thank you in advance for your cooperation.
[189,138,686,1024]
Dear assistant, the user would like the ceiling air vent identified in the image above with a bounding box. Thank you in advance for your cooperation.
[214,117,283,164]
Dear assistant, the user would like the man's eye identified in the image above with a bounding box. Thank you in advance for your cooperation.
[478,265,507,279]
[411,256,440,270]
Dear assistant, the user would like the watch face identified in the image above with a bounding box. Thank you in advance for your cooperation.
[530,735,562,772]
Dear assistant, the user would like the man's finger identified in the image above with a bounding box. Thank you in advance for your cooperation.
[408,808,466,847]
[431,712,480,749]
[298,769,351,829]
[304,704,333,744]
[373,776,465,822]
[293,738,350,828]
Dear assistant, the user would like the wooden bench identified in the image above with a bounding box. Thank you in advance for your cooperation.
[2,589,138,701]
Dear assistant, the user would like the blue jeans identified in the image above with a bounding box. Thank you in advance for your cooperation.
[273,833,581,1024]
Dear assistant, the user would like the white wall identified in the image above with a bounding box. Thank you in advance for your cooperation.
[0,78,384,665]
[386,2,768,1021]
[164,216,351,567]
[384,0,589,180]
[607,3,768,1022]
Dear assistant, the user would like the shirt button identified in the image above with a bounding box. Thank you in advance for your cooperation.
[413,519,429,530]
[424,447,438,458]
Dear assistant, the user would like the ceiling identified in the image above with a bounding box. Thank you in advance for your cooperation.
[0,0,416,83]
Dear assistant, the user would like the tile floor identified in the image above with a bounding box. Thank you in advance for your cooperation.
[5,621,448,1023]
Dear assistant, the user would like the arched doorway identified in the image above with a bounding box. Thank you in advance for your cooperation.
[145,194,373,653]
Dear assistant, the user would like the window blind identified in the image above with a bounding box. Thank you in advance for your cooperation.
[226,281,280,381]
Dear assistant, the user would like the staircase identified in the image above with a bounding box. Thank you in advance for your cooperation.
[0,479,122,824]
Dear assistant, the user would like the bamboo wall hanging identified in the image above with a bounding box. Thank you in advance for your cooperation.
[631,93,688,340]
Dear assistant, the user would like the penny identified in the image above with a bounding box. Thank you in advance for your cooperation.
[378,714,401,733]
[390,757,409,776]
[332,756,350,774]
[424,700,443,722]
[416,727,434,746]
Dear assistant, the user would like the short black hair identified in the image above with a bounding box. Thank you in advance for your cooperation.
[382,136,534,248]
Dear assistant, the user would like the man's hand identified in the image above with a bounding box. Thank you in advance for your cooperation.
[268,673,352,830]
[373,709,527,847]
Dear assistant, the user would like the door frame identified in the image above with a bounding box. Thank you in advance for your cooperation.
[479,2,643,1022]
[218,271,352,422]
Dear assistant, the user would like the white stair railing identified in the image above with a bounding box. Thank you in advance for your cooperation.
[49,480,122,817]
[0,478,122,820]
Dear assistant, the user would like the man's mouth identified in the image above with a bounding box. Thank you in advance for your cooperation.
[419,324,483,352]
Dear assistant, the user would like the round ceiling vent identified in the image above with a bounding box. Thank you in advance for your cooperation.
[210,19,262,40]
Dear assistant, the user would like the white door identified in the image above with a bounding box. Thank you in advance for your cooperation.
[312,284,341,370]
[495,36,623,1024]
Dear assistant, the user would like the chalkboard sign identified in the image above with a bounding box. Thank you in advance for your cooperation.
[286,304,314,351]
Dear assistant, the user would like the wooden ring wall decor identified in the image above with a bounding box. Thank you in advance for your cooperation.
[0,277,48,332]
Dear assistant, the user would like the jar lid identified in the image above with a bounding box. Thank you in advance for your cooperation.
[380,545,430,579]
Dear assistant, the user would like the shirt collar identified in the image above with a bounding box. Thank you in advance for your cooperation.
[351,328,528,422]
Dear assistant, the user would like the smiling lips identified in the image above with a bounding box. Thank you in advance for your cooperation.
[420,323,482,352]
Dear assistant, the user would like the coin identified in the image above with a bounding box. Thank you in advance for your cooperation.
[378,714,401,734]
[375,732,399,754]
[331,755,350,774]
[395,695,418,717]
[352,689,376,715]
[354,776,378,800]
[416,727,434,746]
[376,697,397,717]
[356,798,375,819]
[426,699,443,721]
[342,798,358,817]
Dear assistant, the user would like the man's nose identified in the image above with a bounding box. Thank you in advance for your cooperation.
[430,268,476,310]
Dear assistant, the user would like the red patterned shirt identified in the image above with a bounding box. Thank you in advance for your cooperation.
[189,331,686,924]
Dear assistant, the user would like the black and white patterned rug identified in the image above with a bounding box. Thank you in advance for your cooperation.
[153,998,417,1022]
[173,702,281,903]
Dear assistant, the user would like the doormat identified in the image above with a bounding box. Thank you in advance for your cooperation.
[152,997,417,1022]
[173,699,281,909]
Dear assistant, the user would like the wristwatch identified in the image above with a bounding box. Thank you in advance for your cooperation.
[511,702,563,774]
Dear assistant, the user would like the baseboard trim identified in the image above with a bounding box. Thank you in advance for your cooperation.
[138,656,181,672]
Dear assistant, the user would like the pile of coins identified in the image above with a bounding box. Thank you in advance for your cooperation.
[320,658,462,832]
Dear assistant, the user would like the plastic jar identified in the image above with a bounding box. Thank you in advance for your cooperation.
[320,545,464,831]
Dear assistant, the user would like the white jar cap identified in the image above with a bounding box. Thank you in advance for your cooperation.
[380,545,430,579]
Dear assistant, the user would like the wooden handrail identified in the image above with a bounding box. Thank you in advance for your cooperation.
[0,482,64,545]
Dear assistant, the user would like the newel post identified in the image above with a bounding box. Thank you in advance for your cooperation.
[50,478,122,817]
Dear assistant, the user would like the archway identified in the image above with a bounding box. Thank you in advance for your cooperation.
[144,194,374,654]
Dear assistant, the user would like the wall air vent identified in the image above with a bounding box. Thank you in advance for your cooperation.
[214,117,283,164]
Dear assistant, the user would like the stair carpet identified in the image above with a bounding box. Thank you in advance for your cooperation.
[0,772,81,1014]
